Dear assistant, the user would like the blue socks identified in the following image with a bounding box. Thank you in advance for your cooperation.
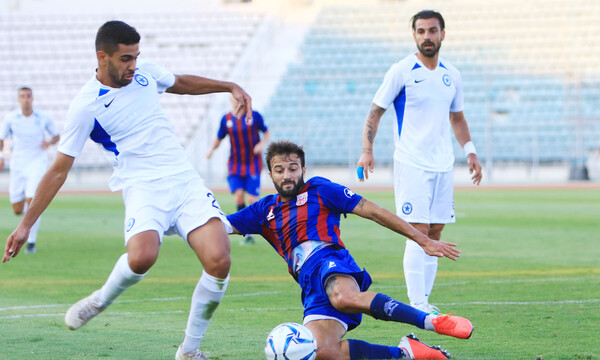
[369,293,426,329]
[348,339,403,359]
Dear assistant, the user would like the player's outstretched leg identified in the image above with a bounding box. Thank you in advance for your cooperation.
[346,335,450,359]
[370,293,473,339]
[399,333,451,359]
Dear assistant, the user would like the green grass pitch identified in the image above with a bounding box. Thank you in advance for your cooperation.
[1,187,599,359]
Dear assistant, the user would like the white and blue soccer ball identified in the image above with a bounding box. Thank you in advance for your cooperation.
[264,322,317,360]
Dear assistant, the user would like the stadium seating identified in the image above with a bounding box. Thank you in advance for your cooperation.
[264,0,600,165]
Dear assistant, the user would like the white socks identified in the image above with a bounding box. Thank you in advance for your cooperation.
[27,217,41,244]
[22,202,40,245]
[181,270,229,354]
[403,239,438,306]
[98,253,145,306]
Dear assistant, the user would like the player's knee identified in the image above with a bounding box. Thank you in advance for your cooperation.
[329,290,360,313]
[127,252,158,274]
[203,252,231,278]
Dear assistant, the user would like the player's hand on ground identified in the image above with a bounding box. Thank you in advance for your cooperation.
[231,85,253,120]
[468,154,482,185]
[3,226,30,263]
[422,239,461,261]
[356,153,374,182]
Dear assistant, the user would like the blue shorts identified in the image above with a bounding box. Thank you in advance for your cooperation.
[227,174,260,196]
[298,246,372,331]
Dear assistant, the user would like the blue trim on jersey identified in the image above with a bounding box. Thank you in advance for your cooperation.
[392,87,407,142]
[90,119,119,156]
[98,88,110,97]
[411,63,421,70]
[439,61,447,69]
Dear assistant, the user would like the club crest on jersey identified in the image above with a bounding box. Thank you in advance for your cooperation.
[245,117,253,125]
[134,74,149,87]
[344,188,355,198]
[442,74,451,86]
[296,192,308,206]
[226,120,233,128]
[402,202,413,215]
[267,207,275,221]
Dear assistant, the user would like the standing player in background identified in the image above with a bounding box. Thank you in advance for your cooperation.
[229,141,473,360]
[356,10,483,314]
[2,21,252,360]
[0,87,60,254]
[206,95,270,245]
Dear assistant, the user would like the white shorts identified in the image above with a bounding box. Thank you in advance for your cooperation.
[122,170,232,244]
[9,165,46,204]
[393,161,455,224]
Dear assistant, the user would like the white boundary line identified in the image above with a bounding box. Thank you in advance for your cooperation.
[1,276,598,318]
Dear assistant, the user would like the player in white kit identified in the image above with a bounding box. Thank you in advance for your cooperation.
[2,21,252,360]
[357,10,482,314]
[0,87,60,254]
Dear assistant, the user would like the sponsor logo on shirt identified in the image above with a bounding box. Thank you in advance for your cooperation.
[328,261,336,269]
[134,74,149,87]
[226,120,233,128]
[296,192,308,206]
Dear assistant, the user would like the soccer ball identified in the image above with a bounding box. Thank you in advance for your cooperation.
[264,322,317,360]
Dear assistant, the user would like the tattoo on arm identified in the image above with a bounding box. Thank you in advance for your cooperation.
[325,275,339,298]
[355,198,366,210]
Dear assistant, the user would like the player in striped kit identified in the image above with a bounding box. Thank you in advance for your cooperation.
[0,87,60,254]
[227,141,473,360]
[206,95,269,244]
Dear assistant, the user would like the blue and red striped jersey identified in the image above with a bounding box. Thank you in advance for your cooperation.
[217,111,268,176]
[227,176,362,277]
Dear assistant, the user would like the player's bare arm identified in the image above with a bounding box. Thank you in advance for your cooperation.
[41,134,60,149]
[206,138,223,159]
[3,153,75,263]
[167,75,253,119]
[254,129,271,155]
[450,111,482,185]
[357,104,386,181]
[352,197,461,260]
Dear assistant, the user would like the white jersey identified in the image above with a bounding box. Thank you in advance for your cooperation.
[1,108,59,171]
[373,53,464,172]
[58,60,194,191]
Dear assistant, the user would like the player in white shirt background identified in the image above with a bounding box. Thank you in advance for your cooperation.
[356,10,483,315]
[0,87,60,254]
[2,21,252,360]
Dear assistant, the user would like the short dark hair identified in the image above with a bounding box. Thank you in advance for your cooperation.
[411,10,445,31]
[265,141,305,172]
[18,86,32,94]
[95,20,140,55]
